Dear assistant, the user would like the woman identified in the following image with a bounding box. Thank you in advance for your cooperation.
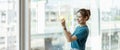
[61,8,91,50]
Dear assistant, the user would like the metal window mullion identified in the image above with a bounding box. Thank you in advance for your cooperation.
[25,0,31,50]
[19,0,25,50]
[20,0,30,50]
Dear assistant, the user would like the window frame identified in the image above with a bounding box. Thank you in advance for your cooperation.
[20,0,31,50]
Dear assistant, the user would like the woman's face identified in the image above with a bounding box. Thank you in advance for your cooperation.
[76,13,86,24]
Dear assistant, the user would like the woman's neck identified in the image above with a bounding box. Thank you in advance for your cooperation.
[79,23,86,27]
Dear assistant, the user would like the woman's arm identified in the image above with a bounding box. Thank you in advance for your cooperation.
[61,19,77,42]
[63,28,77,42]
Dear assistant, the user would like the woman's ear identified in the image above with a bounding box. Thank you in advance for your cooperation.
[85,16,88,20]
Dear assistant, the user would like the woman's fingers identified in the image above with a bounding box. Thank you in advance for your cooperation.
[61,19,66,27]
[61,19,65,22]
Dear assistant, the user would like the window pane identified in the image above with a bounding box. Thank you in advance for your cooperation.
[0,0,19,50]
[30,0,120,50]
[100,0,120,50]
[30,0,91,50]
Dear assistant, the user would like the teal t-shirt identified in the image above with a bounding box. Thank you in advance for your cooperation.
[71,25,89,50]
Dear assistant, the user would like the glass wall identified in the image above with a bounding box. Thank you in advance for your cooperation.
[30,0,92,50]
[0,0,20,50]
[30,0,46,50]
[30,0,120,50]
[100,0,120,50]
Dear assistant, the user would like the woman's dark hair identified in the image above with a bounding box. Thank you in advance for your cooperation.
[77,8,91,20]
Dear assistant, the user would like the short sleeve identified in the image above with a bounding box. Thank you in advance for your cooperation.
[74,29,87,40]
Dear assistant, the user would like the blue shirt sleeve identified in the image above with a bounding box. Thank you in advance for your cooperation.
[74,29,87,40]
